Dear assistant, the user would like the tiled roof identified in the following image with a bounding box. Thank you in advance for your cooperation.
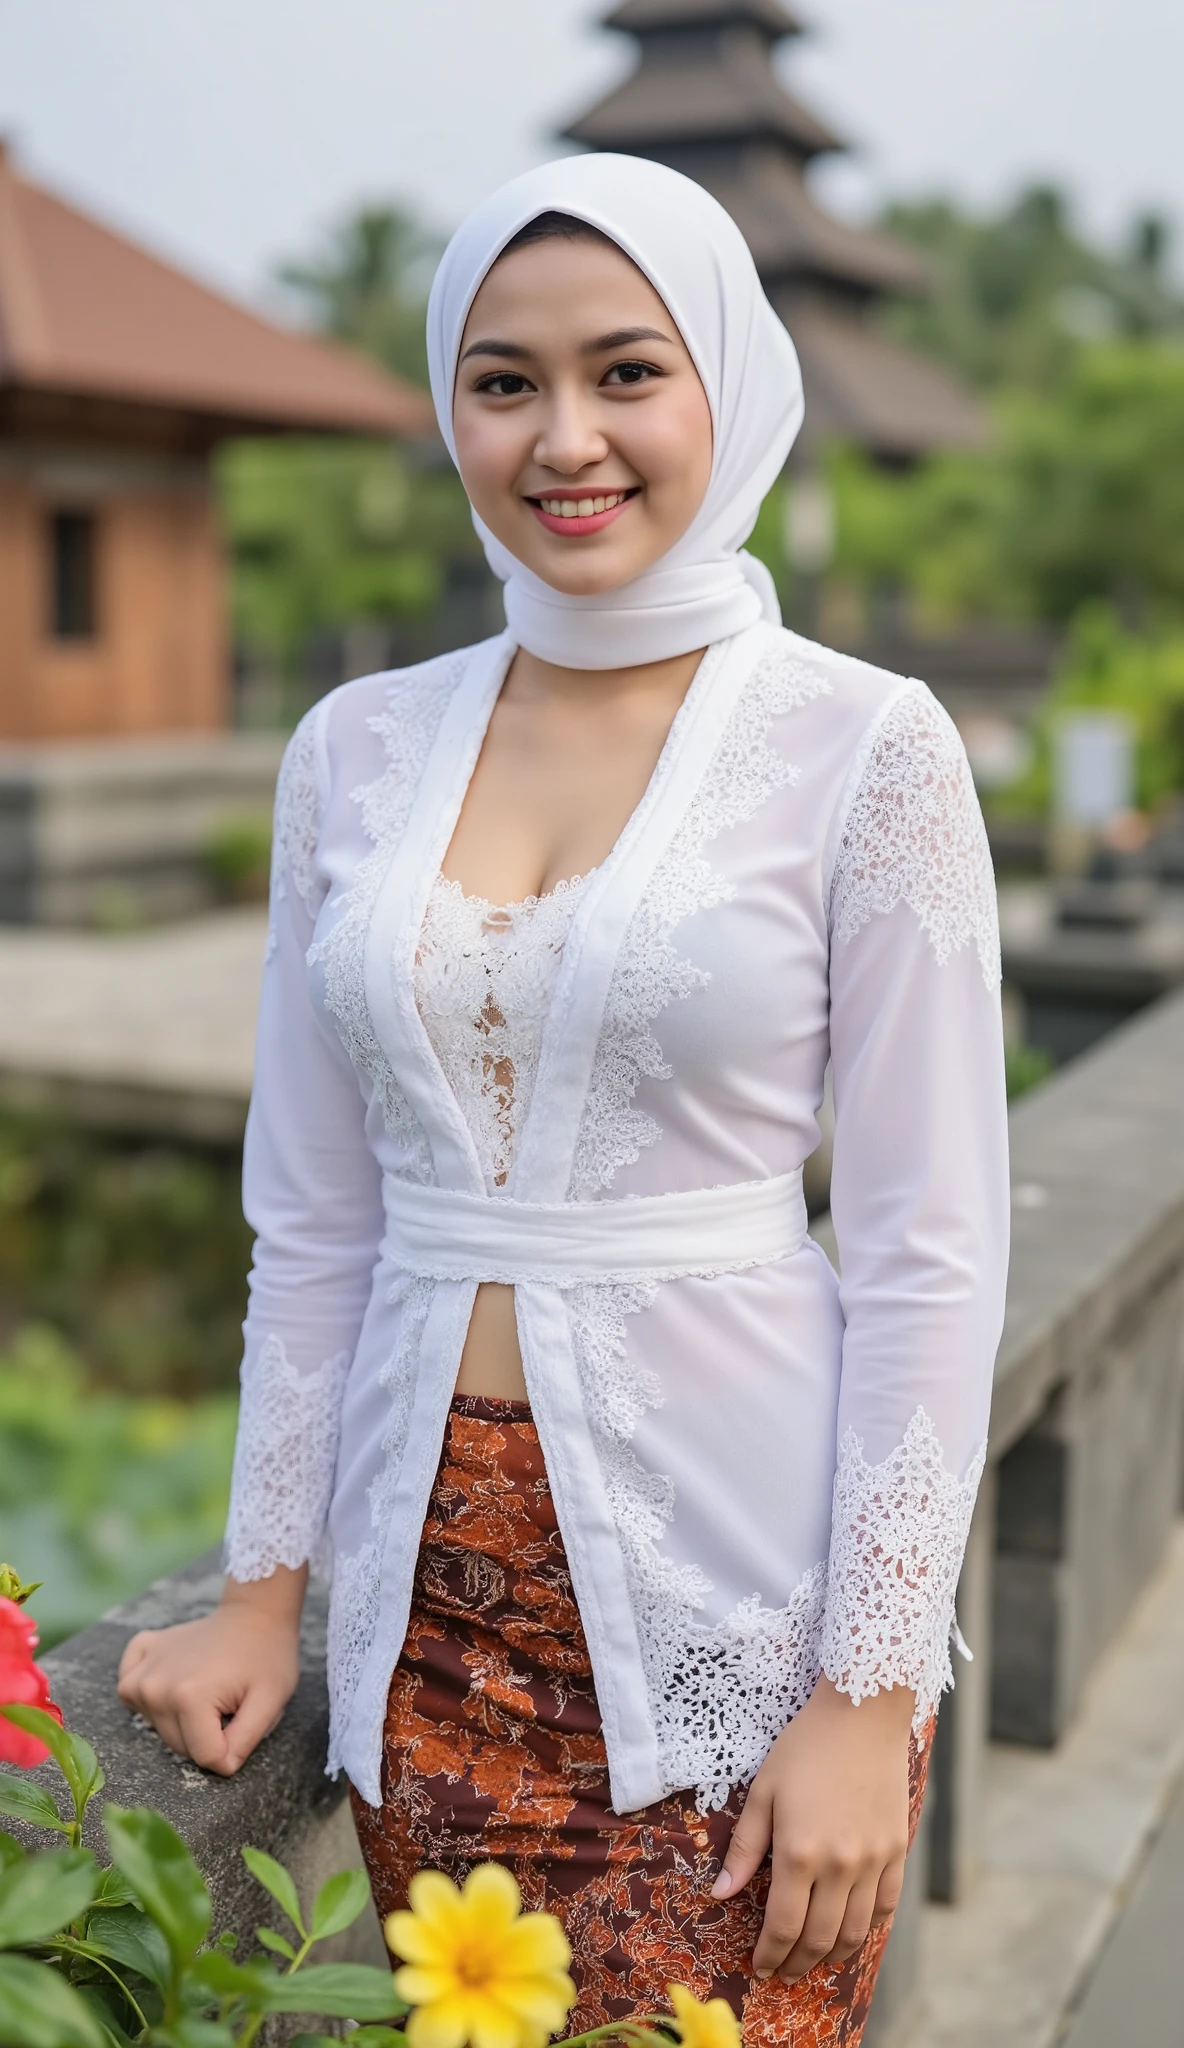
[705,150,930,296]
[0,145,435,439]
[604,0,805,34]
[564,33,842,159]
[787,302,988,458]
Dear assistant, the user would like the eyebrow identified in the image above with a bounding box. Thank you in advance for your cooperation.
[458,325,677,365]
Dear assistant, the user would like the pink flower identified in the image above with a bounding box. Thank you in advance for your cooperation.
[0,1597,63,1767]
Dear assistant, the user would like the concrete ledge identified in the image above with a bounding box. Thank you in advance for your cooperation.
[0,732,284,925]
[0,908,263,1141]
[900,1521,1184,2048]
[11,1553,385,1969]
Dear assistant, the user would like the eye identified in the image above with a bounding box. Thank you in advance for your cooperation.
[603,359,662,387]
[473,371,534,397]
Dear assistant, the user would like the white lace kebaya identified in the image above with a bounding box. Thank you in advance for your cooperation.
[226,620,1009,1813]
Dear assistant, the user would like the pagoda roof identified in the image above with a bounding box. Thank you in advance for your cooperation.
[0,145,435,443]
[563,33,843,160]
[603,0,805,35]
[788,303,987,459]
[702,150,929,297]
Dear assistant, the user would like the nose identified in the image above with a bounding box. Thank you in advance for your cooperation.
[532,385,609,479]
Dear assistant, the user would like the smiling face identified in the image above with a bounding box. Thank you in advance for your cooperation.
[451,231,714,597]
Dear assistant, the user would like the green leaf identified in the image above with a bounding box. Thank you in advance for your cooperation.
[102,1807,210,1966]
[0,1952,108,2047]
[0,1847,97,1947]
[71,1980,137,2048]
[260,1960,405,2018]
[333,2031,408,2046]
[254,1924,297,1960]
[83,1904,171,1990]
[150,2020,235,2048]
[0,1772,68,1835]
[0,1831,24,1870]
[0,1566,43,1606]
[241,1845,305,1936]
[185,1952,279,2010]
[309,1866,372,1941]
[188,1954,403,2020]
[0,1710,104,1817]
[92,1868,139,1910]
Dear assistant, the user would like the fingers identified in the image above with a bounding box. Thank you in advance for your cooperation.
[174,1684,241,1773]
[761,1849,908,1984]
[117,1631,151,1685]
[750,1847,812,1977]
[712,1776,774,1899]
[872,1854,906,1927]
[117,1638,245,1772]
[827,1872,882,1965]
[220,1684,286,1774]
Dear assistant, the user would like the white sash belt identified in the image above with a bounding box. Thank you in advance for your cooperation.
[380,1169,808,1285]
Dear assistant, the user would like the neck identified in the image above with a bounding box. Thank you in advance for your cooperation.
[505,642,707,710]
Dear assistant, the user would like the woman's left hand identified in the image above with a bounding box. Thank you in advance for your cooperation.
[710,1675,915,1982]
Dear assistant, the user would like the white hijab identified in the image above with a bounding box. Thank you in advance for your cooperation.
[426,154,804,670]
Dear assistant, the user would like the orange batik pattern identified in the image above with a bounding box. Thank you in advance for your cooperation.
[350,1396,932,2048]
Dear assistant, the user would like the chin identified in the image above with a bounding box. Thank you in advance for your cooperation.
[539,565,638,598]
[522,542,653,599]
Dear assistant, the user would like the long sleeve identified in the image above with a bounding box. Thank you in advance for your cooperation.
[223,706,384,1581]
[818,682,1009,1727]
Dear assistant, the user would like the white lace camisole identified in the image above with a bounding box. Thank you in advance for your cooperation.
[414,870,593,1193]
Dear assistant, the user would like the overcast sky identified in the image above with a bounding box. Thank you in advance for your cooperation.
[1,0,1179,312]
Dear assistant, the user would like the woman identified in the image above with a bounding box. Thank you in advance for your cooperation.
[118,154,1009,2044]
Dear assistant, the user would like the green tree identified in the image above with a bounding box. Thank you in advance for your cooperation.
[218,437,453,686]
[992,603,1184,819]
[829,342,1184,629]
[277,204,442,384]
[882,187,1182,394]
[218,202,490,697]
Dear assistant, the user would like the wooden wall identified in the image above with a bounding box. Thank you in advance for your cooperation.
[0,452,228,740]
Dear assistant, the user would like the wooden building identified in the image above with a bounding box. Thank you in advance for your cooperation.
[0,141,434,742]
[563,0,985,463]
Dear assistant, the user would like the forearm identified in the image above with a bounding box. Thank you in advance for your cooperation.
[808,1672,915,1735]
[221,1561,308,1630]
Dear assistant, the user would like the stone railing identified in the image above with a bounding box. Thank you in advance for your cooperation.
[22,981,1184,2040]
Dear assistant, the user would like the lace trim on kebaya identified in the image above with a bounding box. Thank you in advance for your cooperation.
[311,656,465,1179]
[223,1334,352,1582]
[828,684,1000,991]
[560,642,843,1806]
[265,710,322,962]
[414,872,591,1193]
[568,1275,830,1810]
[326,1272,435,1775]
[819,1406,985,1735]
[569,641,832,1198]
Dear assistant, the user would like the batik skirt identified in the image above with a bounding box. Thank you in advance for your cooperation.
[350,1396,931,2048]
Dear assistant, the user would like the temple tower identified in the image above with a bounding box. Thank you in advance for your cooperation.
[562,0,984,464]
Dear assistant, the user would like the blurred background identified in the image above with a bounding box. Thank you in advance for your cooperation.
[1,5,1184,2035]
[0,0,1178,1639]
[6,4,1179,2031]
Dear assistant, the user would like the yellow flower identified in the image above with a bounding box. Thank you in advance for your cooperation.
[667,1983,742,2048]
[385,1864,576,2048]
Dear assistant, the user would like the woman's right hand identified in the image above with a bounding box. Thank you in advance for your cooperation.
[116,1567,307,1777]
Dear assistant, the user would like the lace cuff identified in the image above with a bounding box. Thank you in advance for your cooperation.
[818,1407,985,1731]
[223,1334,352,1581]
